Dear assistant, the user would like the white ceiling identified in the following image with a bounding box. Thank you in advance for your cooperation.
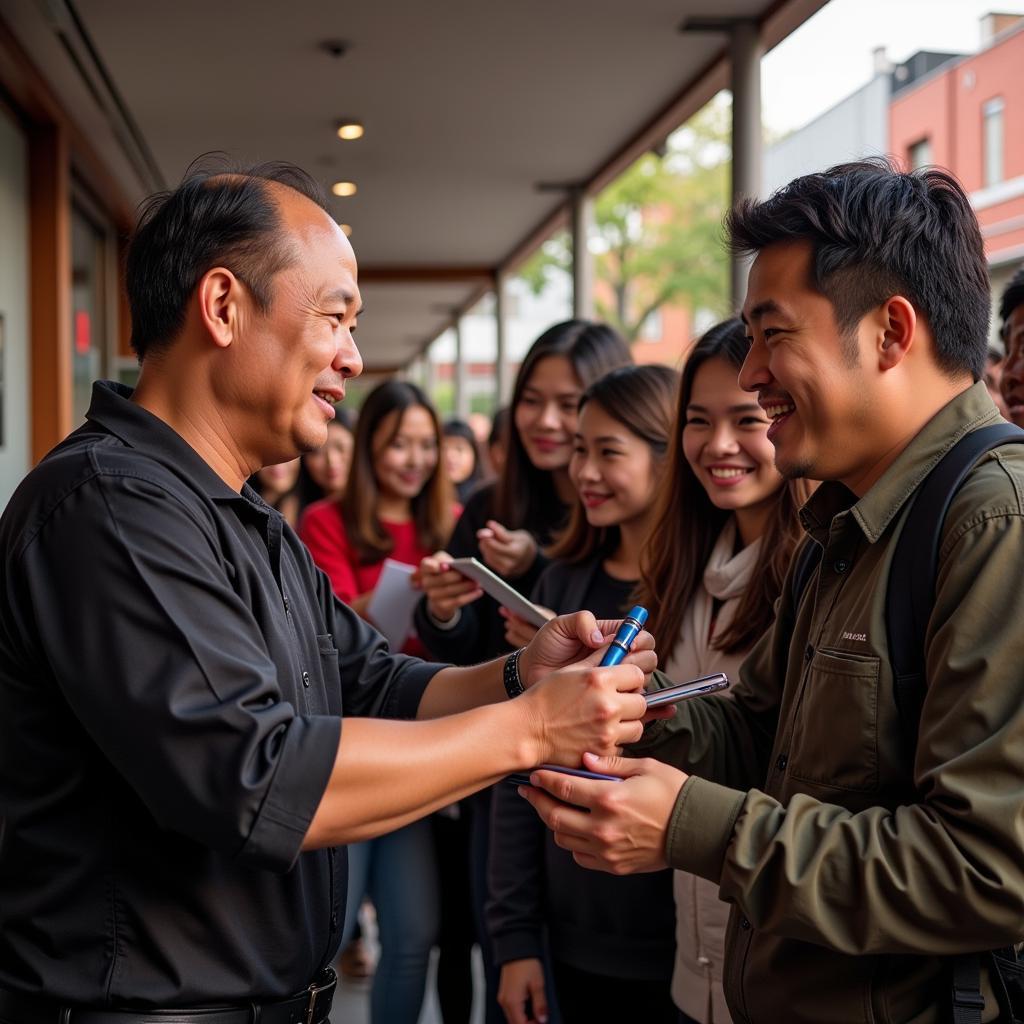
[2,0,826,369]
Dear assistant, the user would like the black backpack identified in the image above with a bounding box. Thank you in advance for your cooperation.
[790,422,1024,1024]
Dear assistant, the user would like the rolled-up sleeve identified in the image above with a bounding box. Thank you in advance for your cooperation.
[19,469,340,871]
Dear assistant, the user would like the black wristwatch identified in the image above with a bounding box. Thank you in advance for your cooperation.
[503,647,526,699]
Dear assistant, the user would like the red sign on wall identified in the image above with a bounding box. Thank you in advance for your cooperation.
[75,310,91,356]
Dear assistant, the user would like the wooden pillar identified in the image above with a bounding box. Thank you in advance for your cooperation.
[29,122,72,462]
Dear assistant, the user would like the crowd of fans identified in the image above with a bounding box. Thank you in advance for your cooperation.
[6,158,1024,1024]
[284,260,1024,1024]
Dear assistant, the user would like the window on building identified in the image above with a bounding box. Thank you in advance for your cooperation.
[908,138,932,170]
[983,97,1005,188]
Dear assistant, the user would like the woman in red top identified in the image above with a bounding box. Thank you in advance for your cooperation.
[299,380,458,1023]
[300,381,458,655]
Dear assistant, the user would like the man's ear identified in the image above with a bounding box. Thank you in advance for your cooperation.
[877,295,917,372]
[197,267,243,349]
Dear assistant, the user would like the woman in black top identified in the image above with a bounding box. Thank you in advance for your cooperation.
[487,364,680,1024]
[414,320,632,1023]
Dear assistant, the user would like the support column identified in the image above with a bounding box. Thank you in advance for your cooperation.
[570,188,594,320]
[729,20,763,308]
[494,273,510,407]
[454,319,470,419]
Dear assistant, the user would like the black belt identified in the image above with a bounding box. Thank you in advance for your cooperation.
[0,967,336,1024]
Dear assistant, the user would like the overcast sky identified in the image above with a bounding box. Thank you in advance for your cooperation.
[762,0,1024,135]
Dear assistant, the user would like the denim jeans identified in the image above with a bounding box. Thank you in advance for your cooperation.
[342,817,440,1024]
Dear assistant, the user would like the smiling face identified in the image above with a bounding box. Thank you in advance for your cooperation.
[738,239,877,486]
[683,356,783,521]
[1002,304,1024,427]
[225,188,364,466]
[570,400,657,530]
[514,355,583,471]
[372,404,440,502]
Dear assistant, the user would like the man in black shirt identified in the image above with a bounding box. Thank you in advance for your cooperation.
[0,163,653,1021]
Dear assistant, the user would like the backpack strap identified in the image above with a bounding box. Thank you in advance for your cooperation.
[886,423,1024,1024]
[884,422,1024,758]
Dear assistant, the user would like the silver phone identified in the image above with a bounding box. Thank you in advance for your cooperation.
[644,672,729,708]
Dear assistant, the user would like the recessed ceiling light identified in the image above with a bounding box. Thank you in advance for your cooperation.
[339,223,353,236]
[331,181,357,197]
[337,121,364,141]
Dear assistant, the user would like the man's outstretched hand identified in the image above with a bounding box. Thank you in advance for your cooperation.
[517,611,657,686]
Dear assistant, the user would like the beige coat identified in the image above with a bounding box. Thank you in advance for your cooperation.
[658,520,760,1024]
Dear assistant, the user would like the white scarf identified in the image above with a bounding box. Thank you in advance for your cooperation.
[663,519,761,682]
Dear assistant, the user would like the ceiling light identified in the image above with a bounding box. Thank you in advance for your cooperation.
[331,181,357,197]
[339,223,353,237]
[337,121,364,141]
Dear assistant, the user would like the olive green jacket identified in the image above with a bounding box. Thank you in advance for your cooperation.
[644,383,1024,1024]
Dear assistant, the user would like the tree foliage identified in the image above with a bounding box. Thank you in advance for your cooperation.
[518,98,732,342]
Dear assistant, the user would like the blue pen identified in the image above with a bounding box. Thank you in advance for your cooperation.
[600,605,648,667]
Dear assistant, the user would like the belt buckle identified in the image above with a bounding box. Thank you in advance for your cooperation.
[305,967,337,1024]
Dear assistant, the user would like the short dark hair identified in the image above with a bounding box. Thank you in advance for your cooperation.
[727,158,990,381]
[1000,266,1024,341]
[125,157,329,360]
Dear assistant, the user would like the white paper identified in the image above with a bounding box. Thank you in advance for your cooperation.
[366,559,419,650]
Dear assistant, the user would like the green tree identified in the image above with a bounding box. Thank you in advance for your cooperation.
[518,98,732,342]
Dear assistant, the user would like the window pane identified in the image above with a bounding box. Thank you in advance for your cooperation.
[983,97,1004,188]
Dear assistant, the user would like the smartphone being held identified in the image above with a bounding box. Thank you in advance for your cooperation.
[504,764,623,788]
[644,672,729,708]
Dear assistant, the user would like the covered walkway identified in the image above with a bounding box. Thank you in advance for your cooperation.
[0,0,826,503]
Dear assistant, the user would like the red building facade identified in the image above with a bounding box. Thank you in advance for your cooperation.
[890,15,1024,341]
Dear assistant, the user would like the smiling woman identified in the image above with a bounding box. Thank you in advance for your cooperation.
[299,379,456,633]
[632,318,812,1024]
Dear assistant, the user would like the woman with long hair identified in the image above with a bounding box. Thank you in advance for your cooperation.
[488,364,681,1024]
[634,319,813,1024]
[413,319,632,1024]
[301,381,455,637]
[299,380,457,1023]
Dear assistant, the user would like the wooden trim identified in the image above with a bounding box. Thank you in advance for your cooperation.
[0,14,134,231]
[29,122,72,463]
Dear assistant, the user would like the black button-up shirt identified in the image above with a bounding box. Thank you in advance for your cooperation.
[0,381,441,1004]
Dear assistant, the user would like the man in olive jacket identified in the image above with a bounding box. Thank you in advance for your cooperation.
[520,160,1024,1024]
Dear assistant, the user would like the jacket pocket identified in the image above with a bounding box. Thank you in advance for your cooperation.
[788,647,880,793]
